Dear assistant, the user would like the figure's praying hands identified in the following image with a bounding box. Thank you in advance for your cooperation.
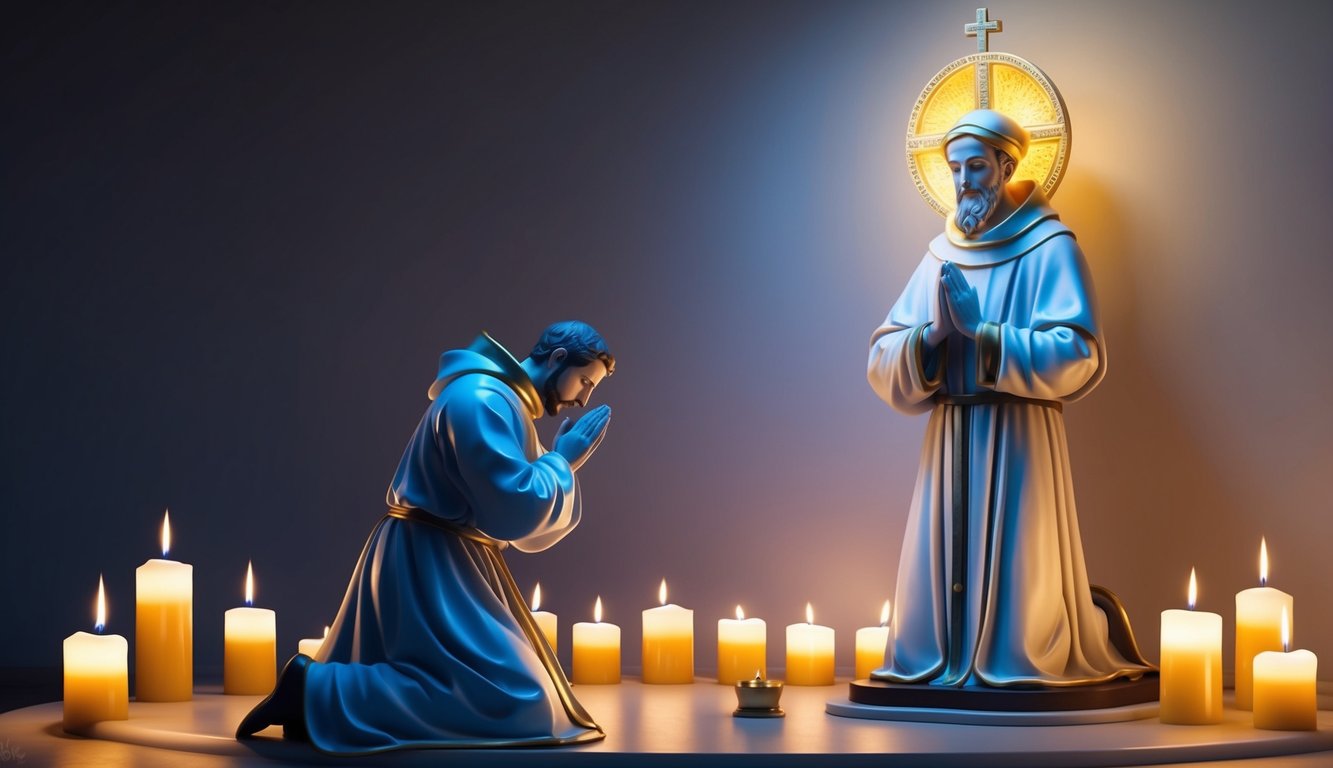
[940,261,984,339]
[554,404,612,471]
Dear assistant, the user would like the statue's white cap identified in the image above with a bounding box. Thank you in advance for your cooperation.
[943,109,1029,162]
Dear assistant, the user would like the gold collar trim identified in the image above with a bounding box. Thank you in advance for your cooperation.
[468,332,544,420]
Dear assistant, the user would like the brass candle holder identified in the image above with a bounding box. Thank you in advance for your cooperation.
[734,671,784,718]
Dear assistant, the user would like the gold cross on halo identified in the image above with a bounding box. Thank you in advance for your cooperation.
[964,7,1001,53]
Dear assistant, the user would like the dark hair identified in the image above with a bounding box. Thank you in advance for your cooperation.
[529,321,615,375]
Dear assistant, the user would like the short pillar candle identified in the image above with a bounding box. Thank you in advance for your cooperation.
[1252,608,1317,731]
[572,597,621,684]
[785,603,835,686]
[63,576,128,732]
[717,606,766,685]
[223,562,277,695]
[642,579,693,684]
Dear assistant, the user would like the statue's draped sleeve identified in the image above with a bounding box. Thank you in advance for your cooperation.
[991,237,1104,402]
[443,381,581,553]
[868,257,945,414]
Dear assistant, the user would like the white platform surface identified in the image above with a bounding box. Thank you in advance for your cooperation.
[1,680,1330,767]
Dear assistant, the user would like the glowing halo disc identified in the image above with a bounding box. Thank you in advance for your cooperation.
[906,51,1071,217]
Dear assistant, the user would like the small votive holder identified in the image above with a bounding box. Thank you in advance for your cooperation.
[734,672,784,718]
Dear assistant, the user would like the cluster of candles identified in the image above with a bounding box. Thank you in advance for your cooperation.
[61,512,318,731]
[1160,539,1317,730]
[536,578,894,686]
[63,518,1318,734]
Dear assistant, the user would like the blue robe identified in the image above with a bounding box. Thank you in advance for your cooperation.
[303,333,602,754]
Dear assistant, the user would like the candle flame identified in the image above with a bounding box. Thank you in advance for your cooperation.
[323,625,330,638]
[95,574,107,633]
[532,582,542,612]
[245,561,255,606]
[594,596,603,623]
[1259,537,1268,587]
[736,605,745,621]
[753,670,763,681]
[1187,568,1197,610]
[161,508,171,558]
[1281,606,1290,652]
[659,578,667,606]
[880,599,891,627]
[806,602,814,625]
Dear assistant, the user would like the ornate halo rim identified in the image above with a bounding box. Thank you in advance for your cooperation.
[906,51,1072,218]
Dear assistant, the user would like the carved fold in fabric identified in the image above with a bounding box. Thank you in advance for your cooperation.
[975,321,1001,387]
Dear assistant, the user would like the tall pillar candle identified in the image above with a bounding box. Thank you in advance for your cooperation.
[572,597,621,684]
[642,579,693,683]
[717,606,766,684]
[855,601,892,680]
[136,510,193,701]
[1235,538,1293,710]
[786,603,835,686]
[1159,569,1222,725]
[224,562,276,695]
[63,576,128,732]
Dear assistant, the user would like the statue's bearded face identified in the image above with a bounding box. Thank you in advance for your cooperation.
[946,136,1012,238]
[541,358,608,416]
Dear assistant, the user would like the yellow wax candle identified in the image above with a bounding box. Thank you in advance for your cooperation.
[224,562,276,695]
[1160,569,1222,725]
[136,510,193,702]
[63,576,128,732]
[299,626,329,658]
[786,603,835,686]
[572,596,621,684]
[531,582,558,654]
[1253,608,1317,731]
[855,600,892,680]
[717,605,766,684]
[1235,538,1293,710]
[642,579,693,684]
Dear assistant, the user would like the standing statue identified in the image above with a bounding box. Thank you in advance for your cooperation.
[237,321,613,752]
[867,109,1151,688]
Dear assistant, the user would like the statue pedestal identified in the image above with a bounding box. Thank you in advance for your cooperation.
[831,674,1161,725]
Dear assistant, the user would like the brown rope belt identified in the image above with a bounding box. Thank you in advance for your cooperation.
[934,391,1063,412]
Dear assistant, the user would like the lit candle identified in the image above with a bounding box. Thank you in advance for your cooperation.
[135,509,193,701]
[224,561,276,695]
[63,576,128,732]
[1252,607,1317,731]
[717,605,766,684]
[786,603,835,686]
[1234,537,1293,710]
[855,600,892,680]
[298,626,329,658]
[1159,568,1222,724]
[531,582,558,654]
[572,596,621,684]
[642,579,694,683]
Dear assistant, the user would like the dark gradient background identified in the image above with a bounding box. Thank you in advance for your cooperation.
[3,0,1331,684]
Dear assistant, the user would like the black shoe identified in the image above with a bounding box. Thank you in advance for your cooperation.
[235,653,311,740]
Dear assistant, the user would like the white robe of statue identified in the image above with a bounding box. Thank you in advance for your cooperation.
[302,334,602,754]
[868,180,1151,687]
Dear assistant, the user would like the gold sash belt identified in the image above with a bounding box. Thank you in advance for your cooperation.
[934,392,1063,412]
[385,506,509,549]
[381,505,603,741]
